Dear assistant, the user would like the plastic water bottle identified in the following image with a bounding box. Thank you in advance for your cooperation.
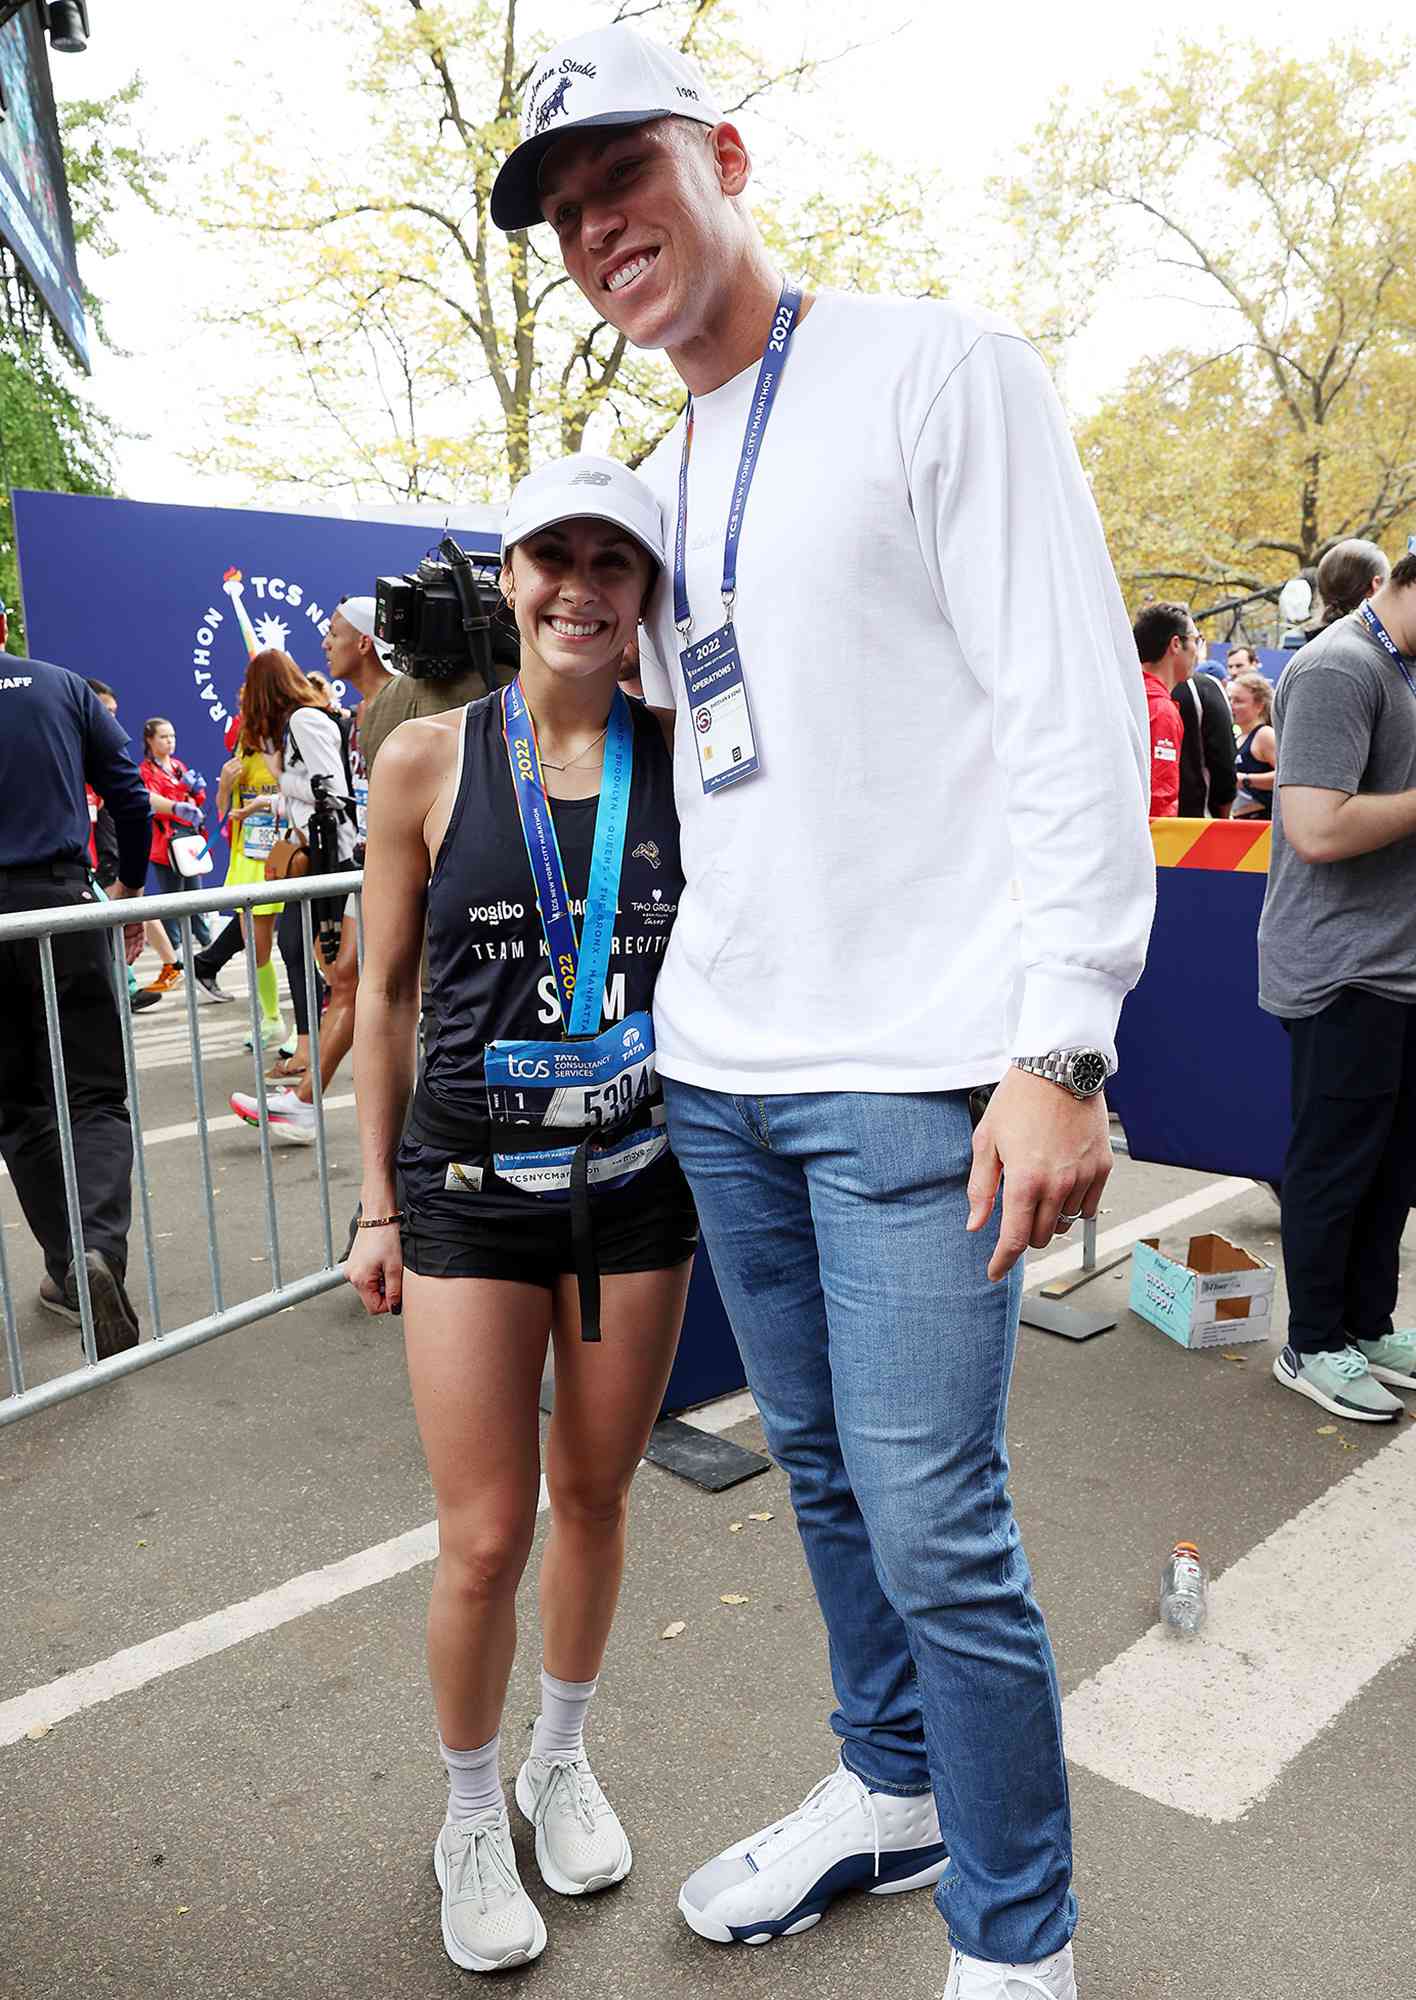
[1159,1542,1208,1637]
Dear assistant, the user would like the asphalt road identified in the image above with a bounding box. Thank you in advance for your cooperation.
[2,958,1413,2000]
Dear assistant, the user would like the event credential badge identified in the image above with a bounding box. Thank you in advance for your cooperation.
[681,623,758,794]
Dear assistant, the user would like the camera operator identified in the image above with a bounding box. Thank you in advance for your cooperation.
[358,550,518,779]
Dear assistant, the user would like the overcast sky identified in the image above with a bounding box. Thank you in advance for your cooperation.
[47,0,1415,510]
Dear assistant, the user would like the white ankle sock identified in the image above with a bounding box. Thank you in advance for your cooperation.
[439,1731,503,1823]
[531,1668,598,1760]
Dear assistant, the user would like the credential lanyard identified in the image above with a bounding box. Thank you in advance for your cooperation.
[502,680,634,1037]
[673,280,804,643]
[1359,602,1416,698]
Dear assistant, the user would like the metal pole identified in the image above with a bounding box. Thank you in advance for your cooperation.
[0,1189,24,1398]
[38,935,97,1364]
[179,916,224,1313]
[300,899,336,1269]
[243,916,283,1289]
[1082,1213,1097,1274]
[110,927,163,1338]
[0,1266,349,1427]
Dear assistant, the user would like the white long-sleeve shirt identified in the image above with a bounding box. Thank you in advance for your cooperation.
[636,291,1154,1093]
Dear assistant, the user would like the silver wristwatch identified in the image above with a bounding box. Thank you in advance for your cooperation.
[1011,1049,1110,1100]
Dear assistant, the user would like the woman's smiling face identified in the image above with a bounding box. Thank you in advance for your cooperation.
[504,518,654,682]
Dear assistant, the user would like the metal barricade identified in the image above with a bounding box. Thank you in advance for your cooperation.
[0,870,364,1426]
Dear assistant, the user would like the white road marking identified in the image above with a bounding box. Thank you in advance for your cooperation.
[0,1096,356,1182]
[0,1387,759,1748]
[1024,1174,1256,1290]
[0,1172,1286,1763]
[1063,1421,1416,1823]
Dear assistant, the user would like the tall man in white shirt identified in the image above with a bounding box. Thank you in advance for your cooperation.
[494,31,1154,1998]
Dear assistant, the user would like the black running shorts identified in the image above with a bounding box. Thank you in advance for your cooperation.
[396,1138,698,1285]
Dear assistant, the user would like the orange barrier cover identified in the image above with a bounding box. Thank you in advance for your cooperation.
[1149,818,1271,873]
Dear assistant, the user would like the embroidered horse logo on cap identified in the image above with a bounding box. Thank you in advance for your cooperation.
[534,75,575,133]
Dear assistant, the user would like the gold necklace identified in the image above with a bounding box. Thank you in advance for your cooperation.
[537,723,609,772]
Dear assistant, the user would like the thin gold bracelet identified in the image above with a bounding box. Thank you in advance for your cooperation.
[356,1212,403,1230]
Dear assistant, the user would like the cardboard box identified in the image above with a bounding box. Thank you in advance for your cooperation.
[1129,1233,1275,1350]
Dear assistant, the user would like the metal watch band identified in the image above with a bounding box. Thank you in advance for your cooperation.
[1011,1049,1110,1099]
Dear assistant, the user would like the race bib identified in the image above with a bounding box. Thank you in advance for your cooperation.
[353,775,369,840]
[242,808,277,860]
[484,1011,657,1131]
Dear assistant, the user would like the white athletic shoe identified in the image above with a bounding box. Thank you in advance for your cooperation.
[942,1944,1077,1999]
[432,1808,547,1973]
[515,1750,633,1895]
[678,1760,948,1946]
[229,1086,315,1145]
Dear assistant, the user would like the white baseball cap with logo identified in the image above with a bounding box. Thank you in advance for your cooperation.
[337,595,394,664]
[502,454,666,568]
[491,25,722,233]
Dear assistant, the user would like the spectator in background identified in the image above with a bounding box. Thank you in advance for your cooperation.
[1316,539,1389,628]
[320,598,396,838]
[1229,672,1277,820]
[1261,549,1416,1422]
[1225,644,1260,680]
[1133,602,1197,816]
[0,603,150,1354]
[84,679,162,1015]
[139,716,212,979]
[205,691,289,1052]
[228,649,358,1144]
[1175,664,1238,819]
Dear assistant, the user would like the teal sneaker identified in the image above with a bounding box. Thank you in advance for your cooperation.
[1273,1343,1403,1422]
[1356,1329,1416,1391]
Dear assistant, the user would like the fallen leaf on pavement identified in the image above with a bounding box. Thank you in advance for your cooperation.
[720,1593,750,1606]
[25,1723,50,1741]
[1221,1352,1247,1363]
[728,1522,743,1533]
[747,1512,773,1522]
[660,1621,686,1640]
[1315,1425,1337,1436]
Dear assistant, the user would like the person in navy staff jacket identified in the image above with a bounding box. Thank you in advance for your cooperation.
[0,601,151,1357]
[495,29,1153,2000]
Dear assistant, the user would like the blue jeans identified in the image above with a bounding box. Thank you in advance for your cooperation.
[661,1080,1075,1964]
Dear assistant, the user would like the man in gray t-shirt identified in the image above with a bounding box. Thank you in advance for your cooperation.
[1259,555,1416,1422]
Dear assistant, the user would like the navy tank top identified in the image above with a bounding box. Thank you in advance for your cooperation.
[1236,724,1273,820]
[416,692,683,1134]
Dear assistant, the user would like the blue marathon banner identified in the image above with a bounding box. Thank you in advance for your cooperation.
[12,490,499,880]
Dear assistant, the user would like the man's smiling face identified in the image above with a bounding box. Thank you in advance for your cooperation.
[539,119,737,352]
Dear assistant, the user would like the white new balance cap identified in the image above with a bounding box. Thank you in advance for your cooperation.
[502,454,665,568]
[338,595,394,663]
[491,25,722,233]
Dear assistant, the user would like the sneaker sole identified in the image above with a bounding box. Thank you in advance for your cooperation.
[39,1290,81,1325]
[677,1849,949,1946]
[514,1763,633,1897]
[432,1834,547,1972]
[231,1101,316,1145]
[1365,1363,1416,1391]
[82,1255,140,1362]
[1272,1354,1400,1422]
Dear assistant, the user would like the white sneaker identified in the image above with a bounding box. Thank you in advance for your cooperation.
[942,1944,1077,1999]
[432,1809,547,1973]
[229,1086,315,1145]
[515,1750,633,1895]
[678,1761,948,1945]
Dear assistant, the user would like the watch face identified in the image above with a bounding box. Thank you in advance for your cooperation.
[1068,1051,1109,1097]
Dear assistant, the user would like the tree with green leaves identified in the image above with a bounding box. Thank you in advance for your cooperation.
[0,75,162,651]
[199,0,956,504]
[1004,38,1416,627]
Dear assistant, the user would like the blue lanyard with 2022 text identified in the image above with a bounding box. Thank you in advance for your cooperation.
[673,281,804,794]
[1359,602,1416,698]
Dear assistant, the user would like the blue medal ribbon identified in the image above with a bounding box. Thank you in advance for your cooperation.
[501,679,634,1037]
[673,280,804,640]
[1359,602,1416,698]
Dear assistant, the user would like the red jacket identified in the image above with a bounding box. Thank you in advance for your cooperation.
[140,756,206,866]
[1143,672,1182,818]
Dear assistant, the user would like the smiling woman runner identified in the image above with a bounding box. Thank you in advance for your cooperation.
[348,454,696,1975]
